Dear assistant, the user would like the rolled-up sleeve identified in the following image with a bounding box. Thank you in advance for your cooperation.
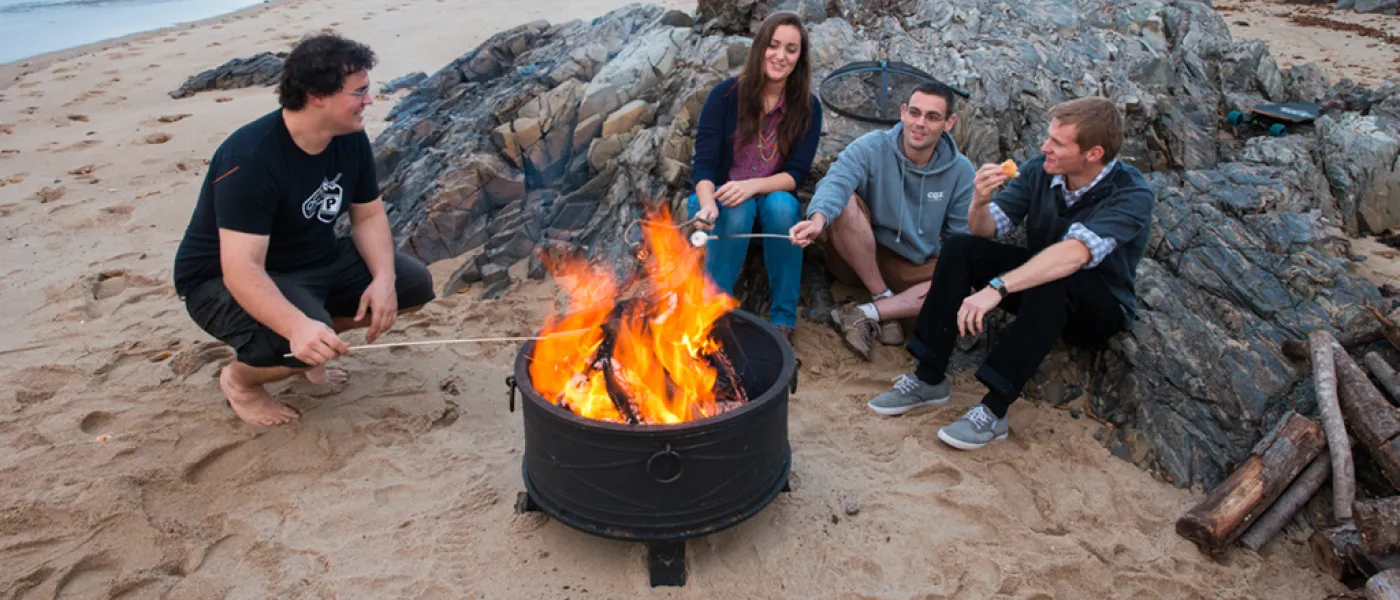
[988,202,1014,239]
[1063,223,1118,269]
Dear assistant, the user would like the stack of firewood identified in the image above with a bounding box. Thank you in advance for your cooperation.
[1176,311,1400,599]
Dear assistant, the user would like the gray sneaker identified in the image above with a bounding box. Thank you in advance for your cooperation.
[937,404,1009,450]
[867,374,950,416]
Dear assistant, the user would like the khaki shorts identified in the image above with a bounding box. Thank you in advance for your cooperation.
[819,194,936,294]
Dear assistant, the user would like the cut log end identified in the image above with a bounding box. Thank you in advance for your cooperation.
[1356,497,1400,557]
[1366,568,1400,600]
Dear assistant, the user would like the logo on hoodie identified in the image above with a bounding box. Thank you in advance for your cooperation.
[927,191,946,204]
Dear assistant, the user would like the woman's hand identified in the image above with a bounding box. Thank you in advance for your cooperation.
[714,180,761,207]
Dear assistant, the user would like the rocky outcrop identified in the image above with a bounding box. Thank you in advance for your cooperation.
[380,71,427,94]
[373,0,1397,489]
[169,52,285,99]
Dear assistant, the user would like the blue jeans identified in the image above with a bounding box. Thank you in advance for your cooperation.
[687,191,802,328]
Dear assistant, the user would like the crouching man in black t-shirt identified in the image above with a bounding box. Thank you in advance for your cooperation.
[172,34,435,426]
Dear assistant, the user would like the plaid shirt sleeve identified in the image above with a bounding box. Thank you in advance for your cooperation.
[988,202,1014,239]
[1064,223,1118,269]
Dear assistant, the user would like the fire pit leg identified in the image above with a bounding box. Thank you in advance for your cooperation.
[514,491,541,514]
[646,541,686,587]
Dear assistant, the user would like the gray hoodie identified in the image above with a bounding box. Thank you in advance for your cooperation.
[806,124,975,265]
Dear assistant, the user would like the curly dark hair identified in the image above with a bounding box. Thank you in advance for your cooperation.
[277,34,378,110]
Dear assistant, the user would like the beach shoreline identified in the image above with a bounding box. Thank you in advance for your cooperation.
[0,0,293,92]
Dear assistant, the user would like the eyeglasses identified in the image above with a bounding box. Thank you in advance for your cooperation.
[344,85,371,98]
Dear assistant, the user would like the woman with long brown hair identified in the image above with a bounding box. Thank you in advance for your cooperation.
[689,11,822,341]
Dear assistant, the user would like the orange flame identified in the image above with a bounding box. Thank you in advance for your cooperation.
[528,205,738,424]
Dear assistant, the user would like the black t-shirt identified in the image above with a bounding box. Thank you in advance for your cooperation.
[172,109,380,297]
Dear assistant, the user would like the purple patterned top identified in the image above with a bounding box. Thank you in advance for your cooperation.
[727,94,787,182]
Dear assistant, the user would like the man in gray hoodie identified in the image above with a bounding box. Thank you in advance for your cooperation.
[790,82,975,361]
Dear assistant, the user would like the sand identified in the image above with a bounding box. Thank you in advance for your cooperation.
[0,0,1382,597]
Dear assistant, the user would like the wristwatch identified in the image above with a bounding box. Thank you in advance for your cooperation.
[988,276,1009,298]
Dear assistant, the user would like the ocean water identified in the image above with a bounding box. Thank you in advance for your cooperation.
[0,0,265,64]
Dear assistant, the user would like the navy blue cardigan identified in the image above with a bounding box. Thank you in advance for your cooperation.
[691,77,823,189]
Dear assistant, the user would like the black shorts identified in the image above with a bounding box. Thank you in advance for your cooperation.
[183,238,436,368]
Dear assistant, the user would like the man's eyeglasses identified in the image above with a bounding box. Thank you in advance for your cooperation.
[345,85,371,98]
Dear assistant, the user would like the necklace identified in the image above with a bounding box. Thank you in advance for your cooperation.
[758,127,779,163]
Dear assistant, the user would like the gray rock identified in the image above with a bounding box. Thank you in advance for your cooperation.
[169,52,284,99]
[1354,0,1398,13]
[374,0,1393,491]
[1336,0,1357,9]
[1318,113,1400,233]
[381,72,427,94]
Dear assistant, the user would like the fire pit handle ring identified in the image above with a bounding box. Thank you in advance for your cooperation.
[646,444,684,484]
[506,376,518,413]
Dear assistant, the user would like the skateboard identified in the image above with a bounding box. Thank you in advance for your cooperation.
[1226,102,1322,137]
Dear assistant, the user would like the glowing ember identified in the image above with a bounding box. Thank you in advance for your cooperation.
[528,206,740,424]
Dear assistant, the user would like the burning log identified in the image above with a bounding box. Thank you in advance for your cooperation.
[1313,332,1357,520]
[1238,452,1331,552]
[709,348,749,406]
[1366,352,1400,404]
[1368,569,1400,600]
[1335,349,1400,487]
[1176,411,1326,556]
[599,357,643,425]
[1356,497,1400,556]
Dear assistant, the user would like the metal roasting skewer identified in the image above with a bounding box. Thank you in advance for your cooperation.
[688,230,796,247]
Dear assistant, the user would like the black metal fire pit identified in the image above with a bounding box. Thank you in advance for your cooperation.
[506,308,795,586]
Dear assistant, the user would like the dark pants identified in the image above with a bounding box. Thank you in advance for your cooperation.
[184,238,436,368]
[906,235,1126,417]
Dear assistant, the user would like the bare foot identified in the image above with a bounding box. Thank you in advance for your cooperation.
[219,366,299,426]
[303,365,347,385]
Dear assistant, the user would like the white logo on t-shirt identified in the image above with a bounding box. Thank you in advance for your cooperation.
[302,173,344,223]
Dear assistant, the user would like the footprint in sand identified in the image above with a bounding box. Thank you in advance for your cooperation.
[168,341,234,378]
[0,123,13,134]
[54,139,102,153]
[67,114,88,122]
[79,411,115,434]
[157,113,192,124]
[19,81,40,89]
[909,462,966,491]
[140,133,172,145]
[21,106,39,115]
[9,364,83,405]
[986,462,1059,532]
[89,268,163,301]
[52,552,120,599]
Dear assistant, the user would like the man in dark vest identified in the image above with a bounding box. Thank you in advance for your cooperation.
[866,97,1155,450]
[173,34,435,427]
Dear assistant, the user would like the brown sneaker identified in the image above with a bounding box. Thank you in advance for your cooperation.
[830,303,878,361]
[877,320,904,346]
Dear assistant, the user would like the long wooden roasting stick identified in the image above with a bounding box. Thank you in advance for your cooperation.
[281,328,593,358]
